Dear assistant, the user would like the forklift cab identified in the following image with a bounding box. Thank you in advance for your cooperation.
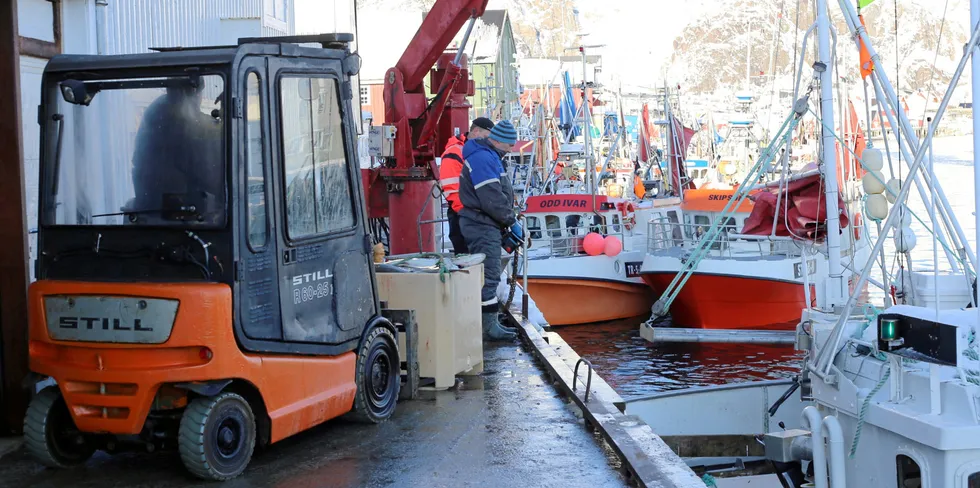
[27,34,400,480]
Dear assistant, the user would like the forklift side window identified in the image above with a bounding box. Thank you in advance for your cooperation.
[245,72,267,249]
[280,76,355,239]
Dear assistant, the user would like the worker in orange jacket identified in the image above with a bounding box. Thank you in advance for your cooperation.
[440,117,494,254]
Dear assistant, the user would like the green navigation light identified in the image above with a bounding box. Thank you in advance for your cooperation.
[880,318,899,341]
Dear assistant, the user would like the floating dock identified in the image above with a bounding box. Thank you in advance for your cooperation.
[0,311,704,488]
[641,324,798,345]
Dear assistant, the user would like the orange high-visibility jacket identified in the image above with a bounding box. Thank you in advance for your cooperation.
[439,135,466,212]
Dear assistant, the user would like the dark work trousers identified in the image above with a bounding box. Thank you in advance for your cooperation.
[447,208,469,255]
[460,216,501,312]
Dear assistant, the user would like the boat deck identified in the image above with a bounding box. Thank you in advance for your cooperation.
[0,343,628,488]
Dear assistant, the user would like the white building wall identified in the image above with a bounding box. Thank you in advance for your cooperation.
[18,0,295,281]
[293,0,361,129]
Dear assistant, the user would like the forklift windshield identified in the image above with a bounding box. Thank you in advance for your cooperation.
[43,73,226,227]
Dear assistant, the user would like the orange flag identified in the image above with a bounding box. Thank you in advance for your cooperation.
[859,15,874,79]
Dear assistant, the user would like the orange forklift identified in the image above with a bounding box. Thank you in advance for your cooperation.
[24,34,404,480]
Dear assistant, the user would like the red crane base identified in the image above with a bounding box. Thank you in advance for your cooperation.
[387,180,439,255]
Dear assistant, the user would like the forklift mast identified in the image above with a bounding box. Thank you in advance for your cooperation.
[365,0,489,255]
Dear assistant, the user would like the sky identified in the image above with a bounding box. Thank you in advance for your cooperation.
[290,0,973,88]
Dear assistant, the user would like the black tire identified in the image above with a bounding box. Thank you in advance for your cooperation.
[23,386,95,468]
[349,326,400,423]
[178,392,256,481]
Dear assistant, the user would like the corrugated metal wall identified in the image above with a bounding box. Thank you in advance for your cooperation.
[19,0,295,281]
[102,0,289,54]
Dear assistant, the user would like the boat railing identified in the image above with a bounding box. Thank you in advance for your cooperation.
[527,221,629,258]
[645,219,801,259]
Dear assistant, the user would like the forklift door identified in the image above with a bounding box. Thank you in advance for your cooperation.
[268,56,375,349]
[238,57,283,342]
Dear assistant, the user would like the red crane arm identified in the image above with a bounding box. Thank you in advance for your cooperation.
[368,0,489,255]
[394,0,488,93]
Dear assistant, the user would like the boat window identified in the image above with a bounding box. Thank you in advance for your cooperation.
[693,215,710,226]
[611,213,621,234]
[546,215,562,238]
[968,471,980,488]
[897,455,922,488]
[527,216,542,240]
[667,210,683,243]
[566,215,583,236]
[722,217,739,234]
[591,214,605,233]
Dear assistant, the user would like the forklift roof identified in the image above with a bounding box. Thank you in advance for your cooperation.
[43,33,355,74]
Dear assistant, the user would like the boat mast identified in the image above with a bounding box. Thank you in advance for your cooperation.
[973,0,980,319]
[816,0,846,307]
[581,45,595,197]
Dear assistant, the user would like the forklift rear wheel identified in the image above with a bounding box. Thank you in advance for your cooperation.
[23,386,95,468]
[178,392,256,481]
[350,326,400,423]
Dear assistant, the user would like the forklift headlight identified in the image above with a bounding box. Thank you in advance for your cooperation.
[61,84,75,103]
[60,79,95,106]
[344,52,362,77]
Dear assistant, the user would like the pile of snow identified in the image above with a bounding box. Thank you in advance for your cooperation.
[496,272,548,330]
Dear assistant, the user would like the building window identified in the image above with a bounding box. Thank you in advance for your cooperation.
[359,85,370,106]
[245,72,267,249]
[270,0,287,21]
[897,455,922,488]
[279,76,355,239]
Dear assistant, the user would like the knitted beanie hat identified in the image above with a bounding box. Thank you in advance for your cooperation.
[488,120,518,146]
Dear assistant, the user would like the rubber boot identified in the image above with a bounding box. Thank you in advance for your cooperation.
[483,312,517,341]
[497,312,519,332]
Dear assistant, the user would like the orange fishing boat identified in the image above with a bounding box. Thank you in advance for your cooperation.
[516,194,669,326]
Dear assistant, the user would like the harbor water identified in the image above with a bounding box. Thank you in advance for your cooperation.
[561,135,977,399]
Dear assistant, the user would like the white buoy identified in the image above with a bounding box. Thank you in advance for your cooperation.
[862,171,886,195]
[894,226,917,253]
[897,206,913,228]
[885,178,903,204]
[866,194,889,220]
[861,148,884,172]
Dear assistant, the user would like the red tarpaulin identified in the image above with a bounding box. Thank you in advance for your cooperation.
[741,174,850,241]
[668,115,697,192]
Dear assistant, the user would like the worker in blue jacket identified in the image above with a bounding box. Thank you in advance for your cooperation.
[458,120,519,341]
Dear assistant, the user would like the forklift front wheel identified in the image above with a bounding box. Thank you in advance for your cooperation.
[178,392,256,481]
[350,326,400,423]
[24,386,95,468]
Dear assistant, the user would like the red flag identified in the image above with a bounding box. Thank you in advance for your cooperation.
[668,116,697,191]
[639,103,652,164]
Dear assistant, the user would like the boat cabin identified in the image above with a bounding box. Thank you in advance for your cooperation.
[523,194,637,256]
[645,188,757,250]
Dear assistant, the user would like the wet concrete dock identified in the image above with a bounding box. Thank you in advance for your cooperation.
[0,343,627,488]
